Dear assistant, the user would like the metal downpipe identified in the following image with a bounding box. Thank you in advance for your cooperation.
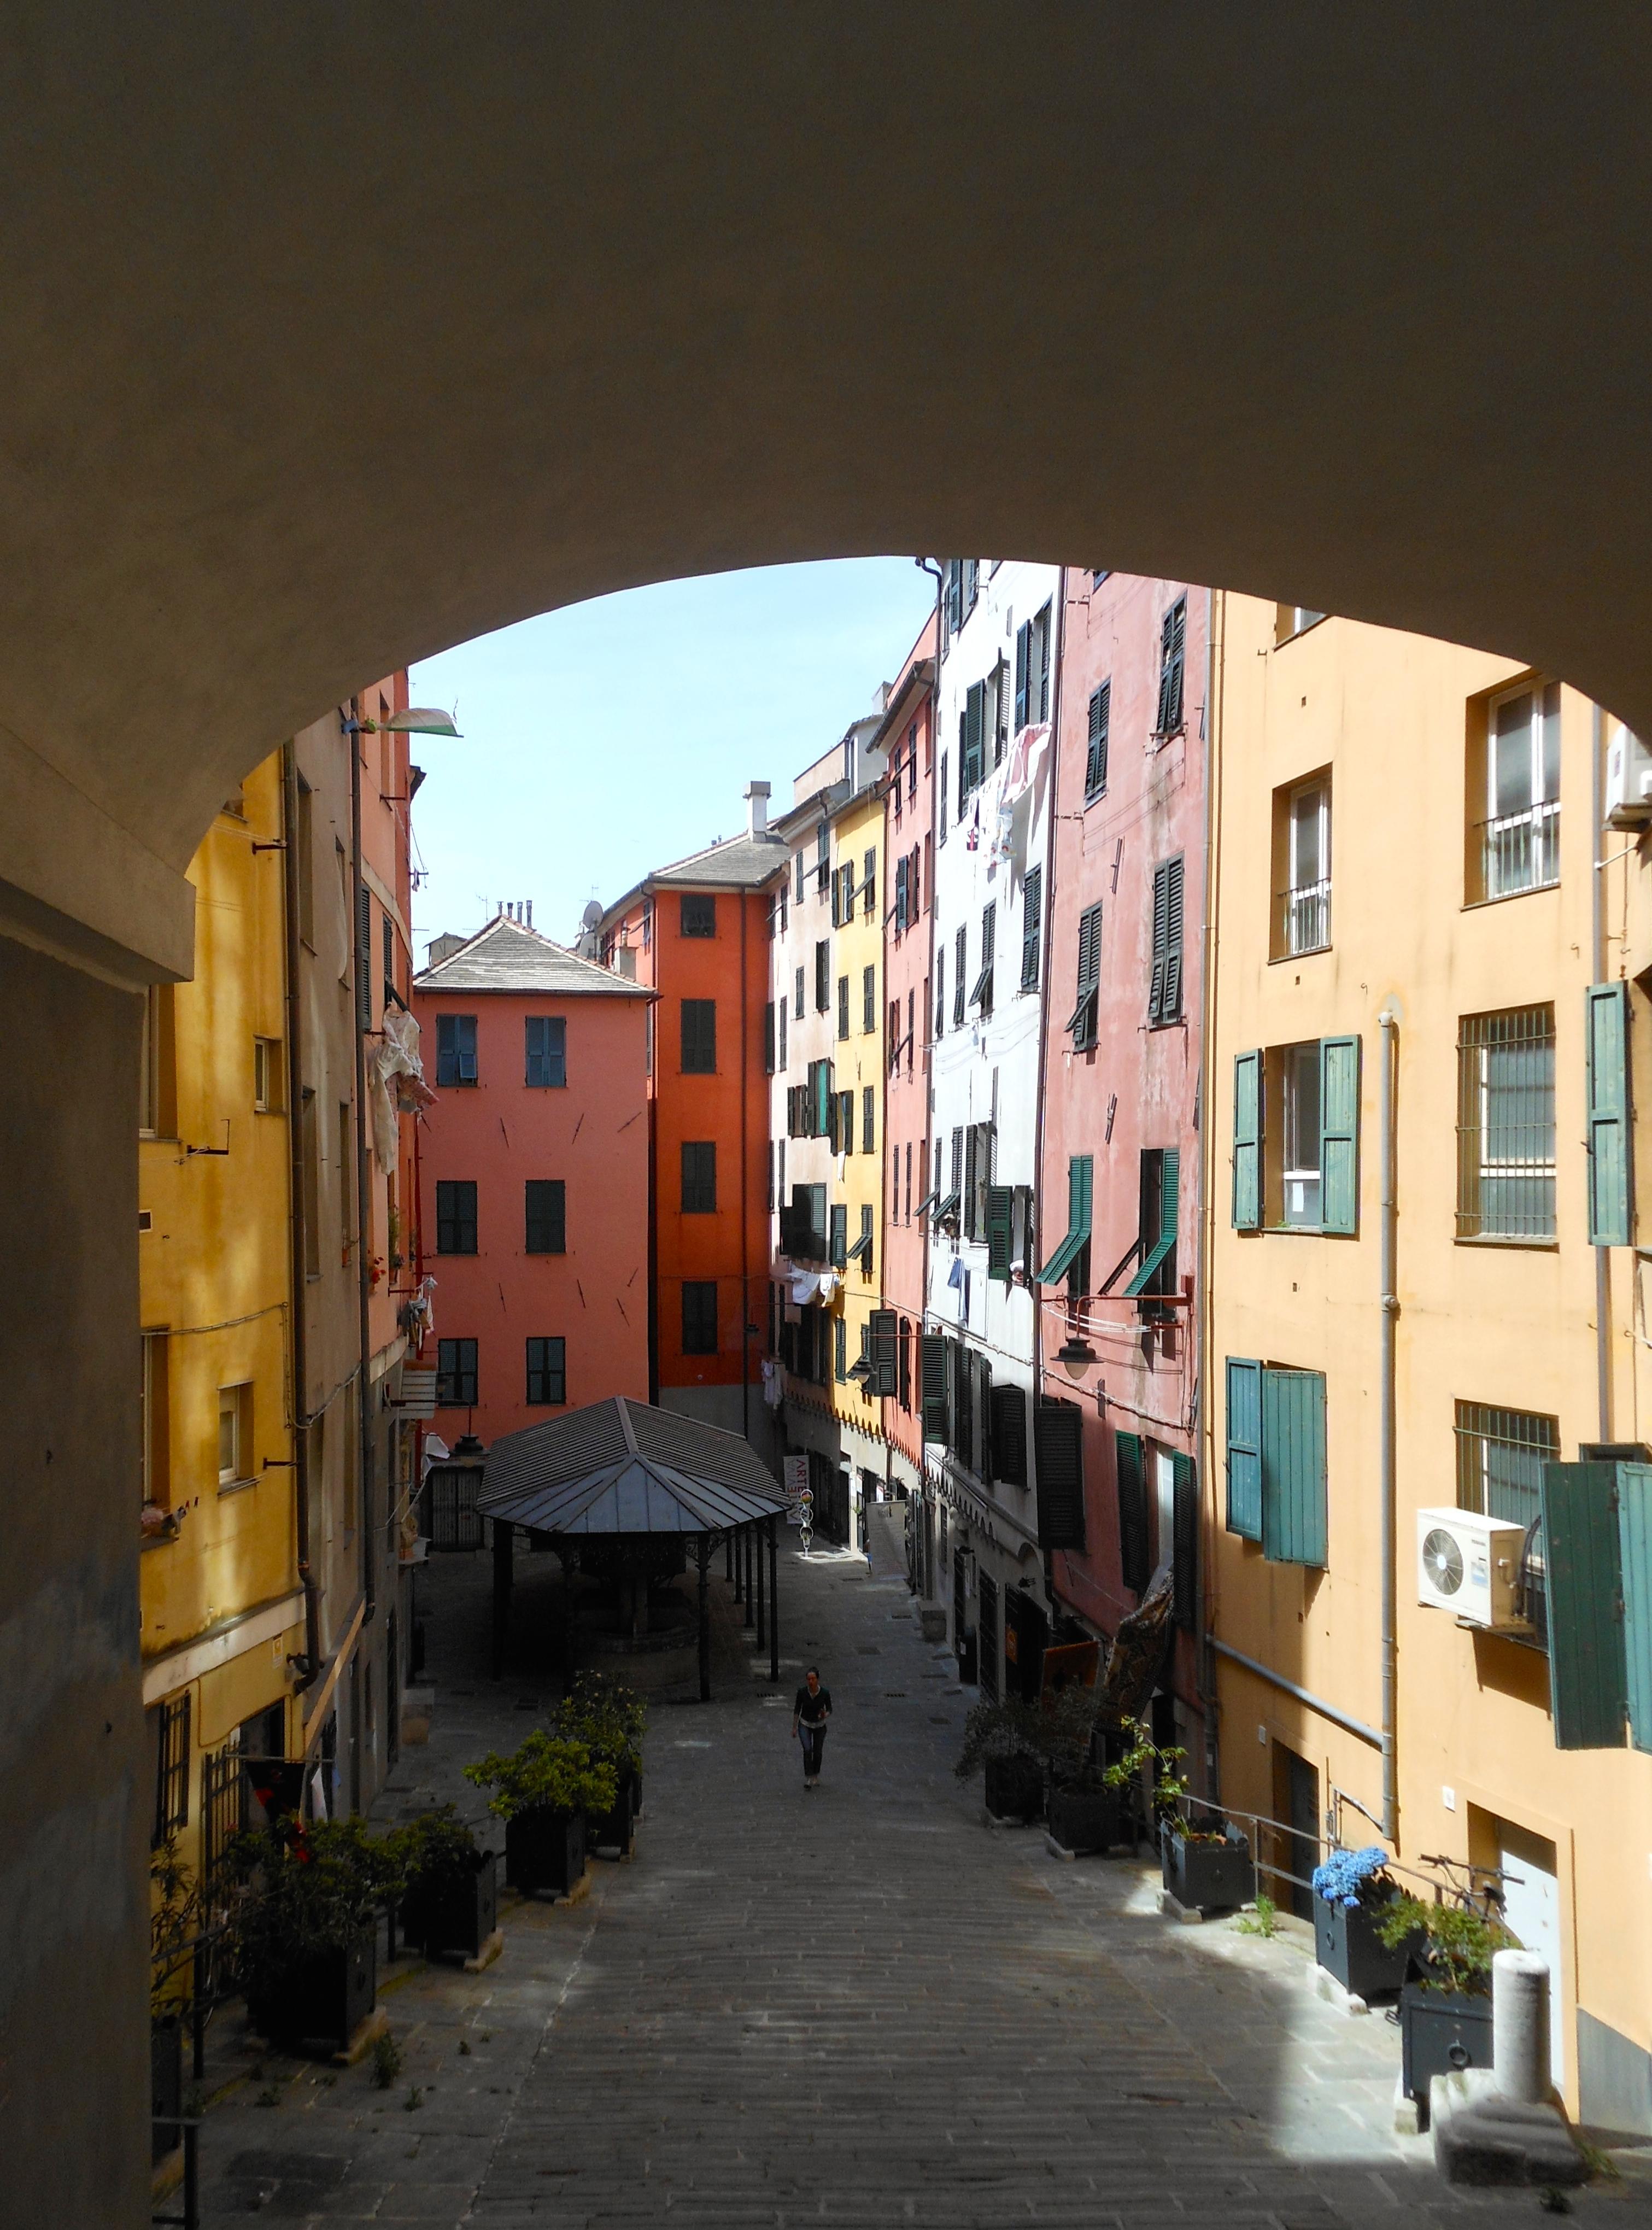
[1592,701,1612,1442]
[1378,1003,1399,1846]
[281,741,321,1687]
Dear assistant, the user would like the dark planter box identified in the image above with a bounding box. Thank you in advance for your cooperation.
[983,1754,1044,1824]
[1314,1892,1419,2002]
[505,1805,586,1896]
[1161,1825,1255,1914]
[1400,1979,1494,2116]
[400,1854,497,1959]
[589,1769,637,1858]
[956,1630,979,1684]
[631,1772,643,1819]
[1048,1784,1121,1855]
[247,1927,377,2053]
[150,2016,184,2165]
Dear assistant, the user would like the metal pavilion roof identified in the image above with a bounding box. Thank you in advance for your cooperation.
[476,1396,786,1537]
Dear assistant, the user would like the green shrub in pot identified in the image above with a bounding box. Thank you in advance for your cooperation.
[462,1731,617,1822]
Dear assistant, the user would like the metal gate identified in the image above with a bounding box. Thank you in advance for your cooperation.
[424,1466,484,1549]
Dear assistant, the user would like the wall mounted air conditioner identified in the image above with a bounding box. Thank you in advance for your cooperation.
[1416,1507,1532,1630]
[1605,721,1652,830]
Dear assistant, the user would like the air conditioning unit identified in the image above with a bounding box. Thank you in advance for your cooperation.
[1605,721,1652,830]
[1416,1507,1532,1630]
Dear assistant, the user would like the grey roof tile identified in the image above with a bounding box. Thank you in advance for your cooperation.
[413,914,652,996]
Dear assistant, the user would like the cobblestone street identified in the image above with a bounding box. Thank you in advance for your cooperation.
[189,1520,1650,2227]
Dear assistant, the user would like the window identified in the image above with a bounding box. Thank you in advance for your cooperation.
[863,963,876,1033]
[795,965,806,1020]
[904,1141,912,1222]
[436,1337,478,1407]
[253,1036,282,1113]
[906,988,915,1073]
[833,863,854,926]
[807,1058,832,1138]
[1456,1006,1556,1240]
[959,678,987,807]
[1275,603,1326,642]
[777,999,788,1072]
[1475,680,1561,902]
[436,1014,478,1086]
[829,1203,848,1269]
[382,909,396,1009]
[683,1282,718,1355]
[1232,1038,1360,1235]
[1068,903,1102,1050]
[140,1332,169,1508]
[680,892,716,938]
[794,851,805,906]
[1281,1043,1322,1227]
[784,1183,829,1262]
[814,942,830,1012]
[1456,1401,1556,1649]
[962,1121,994,1242]
[764,1000,777,1075]
[971,903,995,1016]
[1224,1359,1327,1565]
[525,1178,566,1254]
[1155,597,1187,738]
[1147,856,1184,1025]
[1020,867,1042,991]
[934,946,945,1039]
[835,1088,854,1154]
[295,776,315,949]
[1034,1403,1084,1550]
[1034,1156,1093,1293]
[1085,681,1111,798]
[526,1336,566,1406]
[952,926,965,1028]
[681,1141,717,1214]
[816,821,830,893]
[436,1179,478,1254]
[139,985,175,1136]
[898,1317,912,1407]
[894,856,910,935]
[862,1086,875,1155]
[524,1015,567,1087]
[218,1384,250,1487]
[1586,980,1632,1245]
[863,849,876,918]
[152,1693,191,1846]
[938,752,948,842]
[1014,600,1053,731]
[1114,1149,1179,1308]
[681,999,717,1074]
[849,1203,874,1277]
[300,1090,320,1277]
[837,975,850,1040]
[1276,774,1332,957]
[834,1314,848,1383]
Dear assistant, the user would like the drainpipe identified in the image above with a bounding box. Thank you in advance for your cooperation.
[1198,587,1220,1799]
[348,702,377,1628]
[281,742,321,1687]
[1378,1001,1400,1847]
[1592,703,1612,1442]
[1033,568,1067,1624]
[741,882,751,1443]
[915,560,944,1567]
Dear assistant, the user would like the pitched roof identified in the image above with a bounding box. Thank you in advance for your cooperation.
[599,824,793,933]
[477,1396,787,1535]
[413,912,651,996]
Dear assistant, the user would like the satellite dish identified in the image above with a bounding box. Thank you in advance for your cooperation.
[582,900,602,928]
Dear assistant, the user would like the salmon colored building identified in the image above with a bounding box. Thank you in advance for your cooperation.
[598,789,788,1467]
[412,912,651,1446]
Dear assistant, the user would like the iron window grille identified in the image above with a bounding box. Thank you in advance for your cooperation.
[436,1337,478,1407]
[1280,777,1331,955]
[435,1179,477,1255]
[1085,681,1111,798]
[1455,1005,1556,1240]
[1454,1400,1556,1648]
[679,892,716,938]
[1475,681,1561,903]
[201,1738,245,1897]
[153,1693,191,1847]
[526,1336,566,1406]
[682,1281,719,1355]
[525,1015,566,1087]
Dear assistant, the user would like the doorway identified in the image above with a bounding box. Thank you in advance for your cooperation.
[1271,1742,1320,1922]
[1495,1817,1565,2091]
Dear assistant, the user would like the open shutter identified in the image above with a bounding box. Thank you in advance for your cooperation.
[1124,1149,1179,1297]
[355,879,372,1030]
[1233,1051,1262,1230]
[1586,982,1632,1246]
[1014,622,1030,732]
[1619,1465,1652,1753]
[1162,855,1184,1019]
[986,1186,1014,1283]
[1037,603,1052,723]
[1171,1453,1198,1630]
[990,1382,1027,1486]
[921,1334,947,1441]
[1086,680,1110,794]
[1261,1367,1327,1567]
[1034,1404,1085,1549]
[1542,1461,1627,1749]
[1148,863,1169,1022]
[1225,1358,1263,1539]
[1319,1035,1361,1235]
[1115,1430,1149,1593]
[868,1309,898,1397]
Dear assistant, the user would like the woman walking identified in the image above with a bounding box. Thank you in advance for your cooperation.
[792,1666,832,1789]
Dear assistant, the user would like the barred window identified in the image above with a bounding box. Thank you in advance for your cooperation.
[1455,1005,1556,1240]
[152,1692,191,1848]
[1455,1400,1557,1648]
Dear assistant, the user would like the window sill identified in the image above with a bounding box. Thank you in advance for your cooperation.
[1462,881,1561,912]
[1454,1234,1559,1251]
[1268,944,1331,965]
[218,1474,258,1498]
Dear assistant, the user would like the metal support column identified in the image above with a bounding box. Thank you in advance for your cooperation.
[768,1516,780,1684]
[742,1524,755,1629]
[725,1530,733,1582]
[491,1519,513,1679]
[733,1523,744,1602]
[697,1536,712,1702]
[560,1543,578,1693]
[754,1512,766,1647]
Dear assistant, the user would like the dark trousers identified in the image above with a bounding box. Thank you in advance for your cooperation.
[800,1724,827,1780]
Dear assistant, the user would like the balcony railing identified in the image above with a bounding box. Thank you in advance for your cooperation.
[1475,799,1560,901]
[1276,877,1331,957]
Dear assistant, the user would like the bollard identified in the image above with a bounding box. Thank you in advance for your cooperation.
[1492,1948,1550,2106]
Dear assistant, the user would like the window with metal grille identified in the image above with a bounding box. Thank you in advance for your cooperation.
[525,1015,566,1086]
[953,926,966,1028]
[1474,681,1561,903]
[436,1179,477,1254]
[1020,867,1042,990]
[681,1140,716,1214]
[200,1738,245,1893]
[436,1012,478,1086]
[1455,1401,1556,1648]
[436,1337,477,1407]
[682,1281,718,1355]
[1069,902,1102,1049]
[680,998,717,1073]
[680,892,716,938]
[863,963,876,1033]
[1085,681,1111,798]
[1155,597,1187,737]
[1148,856,1184,1025]
[1456,1006,1556,1240]
[152,1693,191,1847]
[526,1336,566,1406]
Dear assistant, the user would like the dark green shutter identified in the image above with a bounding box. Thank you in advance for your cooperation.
[1542,1461,1627,1749]
[1233,1051,1262,1230]
[1124,1149,1179,1297]
[1115,1430,1149,1593]
[991,1382,1027,1486]
[986,1185,1014,1283]
[1619,1465,1652,1753]
[1085,680,1110,794]
[921,1333,947,1441]
[868,1309,898,1396]
[1319,1035,1361,1235]
[977,1353,994,1483]
[355,880,372,1030]
[1225,1358,1263,1540]
[1014,622,1030,731]
[1034,1404,1085,1549]
[763,1000,776,1075]
[1261,1367,1327,1567]
[1036,601,1052,723]
[1034,1155,1092,1285]
[1171,1453,1198,1629]
[1586,982,1632,1246]
[1020,866,1042,990]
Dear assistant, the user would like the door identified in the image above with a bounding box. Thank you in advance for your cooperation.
[1272,1742,1320,1922]
[953,1548,977,1682]
[977,1575,1000,1704]
[1498,1820,1565,2091]
[1152,1446,1176,1573]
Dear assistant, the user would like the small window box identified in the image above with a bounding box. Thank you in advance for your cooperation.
[1160,1823,1253,1915]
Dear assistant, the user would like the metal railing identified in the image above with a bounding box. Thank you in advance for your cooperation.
[1475,799,1560,901]
[1276,877,1331,956]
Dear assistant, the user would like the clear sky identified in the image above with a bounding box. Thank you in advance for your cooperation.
[407,558,938,966]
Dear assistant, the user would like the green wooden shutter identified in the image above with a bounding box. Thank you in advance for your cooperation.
[991,1382,1027,1486]
[986,1186,1014,1283]
[1162,855,1184,1019]
[921,1333,947,1440]
[1618,1464,1652,1754]
[1014,622,1030,730]
[1319,1034,1361,1235]
[1085,680,1110,795]
[1233,1050,1262,1230]
[1115,1429,1149,1592]
[1034,1154,1093,1285]
[1542,1460,1627,1749]
[1171,1453,1198,1629]
[1037,601,1052,723]
[1261,1366,1326,1567]
[1149,863,1169,1021]
[868,1309,898,1397]
[1586,982,1632,1246]
[1124,1149,1179,1296]
[1225,1358,1263,1540]
[1034,1403,1085,1549]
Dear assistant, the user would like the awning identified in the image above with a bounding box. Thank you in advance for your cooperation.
[478,1395,787,1536]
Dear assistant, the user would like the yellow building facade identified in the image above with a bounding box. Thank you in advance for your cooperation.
[826,781,887,1512]
[1205,594,1652,2128]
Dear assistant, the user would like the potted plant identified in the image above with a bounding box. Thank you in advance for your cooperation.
[556,1673,648,1858]
[465,1731,617,1898]
[390,1807,497,1961]
[1379,1893,1518,2121]
[224,1815,402,2054]
[954,1698,1046,1823]
[149,1839,199,2164]
[1311,1845,1421,2001]
[1112,1718,1254,1914]
[1041,1686,1122,1856]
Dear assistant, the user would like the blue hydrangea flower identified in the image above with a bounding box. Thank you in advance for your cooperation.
[1310,1843,1390,1909]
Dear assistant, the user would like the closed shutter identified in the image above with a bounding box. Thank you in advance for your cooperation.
[963,681,985,797]
[1225,1358,1263,1540]
[895,855,909,933]
[1261,1367,1327,1567]
[1085,681,1110,795]
[1156,596,1186,735]
[991,1382,1027,1486]
[1320,1035,1361,1234]
[1172,1454,1198,1629]
[1149,864,1169,1022]
[355,880,372,1031]
[963,1127,978,1238]
[1014,621,1030,732]
[1233,1051,1263,1230]
[1034,1403,1085,1549]
[778,1002,787,1070]
[1036,601,1052,723]
[986,1185,1014,1283]
[921,1333,947,1440]
[1619,1465,1652,1754]
[868,1309,898,1397]
[812,1060,831,1138]
[1542,1461,1628,1749]
[977,1353,994,1482]
[1586,982,1632,1246]
[1021,865,1042,990]
[764,1001,776,1075]
[1115,1430,1149,1592]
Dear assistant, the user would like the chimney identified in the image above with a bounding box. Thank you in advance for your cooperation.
[526,900,533,928]
[745,780,771,836]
